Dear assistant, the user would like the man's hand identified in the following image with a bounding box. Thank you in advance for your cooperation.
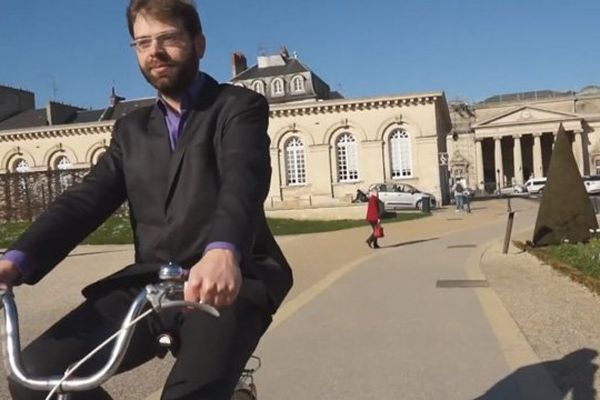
[183,249,241,307]
[0,259,21,288]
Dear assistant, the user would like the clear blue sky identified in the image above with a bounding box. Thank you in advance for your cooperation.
[1,0,599,110]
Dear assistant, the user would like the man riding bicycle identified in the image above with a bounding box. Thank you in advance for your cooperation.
[0,1,292,398]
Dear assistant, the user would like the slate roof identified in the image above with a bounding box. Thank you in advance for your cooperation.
[0,109,47,130]
[71,109,104,124]
[0,97,156,131]
[480,90,576,104]
[233,58,309,81]
[101,98,155,120]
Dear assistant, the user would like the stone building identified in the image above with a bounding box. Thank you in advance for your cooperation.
[448,87,600,192]
[230,48,453,207]
[3,49,597,214]
[0,49,454,210]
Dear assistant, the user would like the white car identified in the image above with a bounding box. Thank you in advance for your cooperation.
[368,183,437,211]
[523,178,547,194]
[498,184,527,197]
[583,175,600,194]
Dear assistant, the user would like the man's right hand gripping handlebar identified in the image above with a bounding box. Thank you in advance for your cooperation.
[184,247,242,308]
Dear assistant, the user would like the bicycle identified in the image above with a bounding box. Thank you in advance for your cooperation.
[0,263,260,400]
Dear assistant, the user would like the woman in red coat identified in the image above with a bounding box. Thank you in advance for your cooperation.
[365,190,382,248]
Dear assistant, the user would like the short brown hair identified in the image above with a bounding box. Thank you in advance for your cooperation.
[126,0,202,38]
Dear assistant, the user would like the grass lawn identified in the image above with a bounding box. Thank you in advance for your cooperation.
[0,211,428,248]
[516,236,600,294]
[533,237,600,280]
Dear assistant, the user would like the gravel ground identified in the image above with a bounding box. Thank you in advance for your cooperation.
[481,239,600,400]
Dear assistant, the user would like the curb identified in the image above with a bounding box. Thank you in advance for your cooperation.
[472,236,563,399]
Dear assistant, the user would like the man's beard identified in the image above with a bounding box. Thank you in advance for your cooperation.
[140,51,199,97]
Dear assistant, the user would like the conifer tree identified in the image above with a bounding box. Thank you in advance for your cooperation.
[533,124,598,246]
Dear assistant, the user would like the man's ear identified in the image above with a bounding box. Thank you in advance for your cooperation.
[194,33,206,59]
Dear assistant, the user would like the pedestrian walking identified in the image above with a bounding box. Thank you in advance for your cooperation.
[451,180,465,212]
[463,187,472,213]
[365,190,383,248]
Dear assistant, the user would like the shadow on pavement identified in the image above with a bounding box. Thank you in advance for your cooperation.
[381,237,439,249]
[475,348,598,400]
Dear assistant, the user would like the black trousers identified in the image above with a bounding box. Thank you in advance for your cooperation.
[8,284,271,400]
[366,220,379,246]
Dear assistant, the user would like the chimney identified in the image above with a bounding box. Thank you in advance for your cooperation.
[231,52,247,78]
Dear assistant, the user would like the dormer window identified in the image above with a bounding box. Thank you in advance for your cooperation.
[271,78,285,97]
[252,80,265,95]
[291,75,305,94]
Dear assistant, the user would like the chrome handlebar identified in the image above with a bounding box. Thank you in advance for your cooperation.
[0,263,219,394]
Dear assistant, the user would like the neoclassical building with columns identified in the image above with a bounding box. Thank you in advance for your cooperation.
[448,86,600,192]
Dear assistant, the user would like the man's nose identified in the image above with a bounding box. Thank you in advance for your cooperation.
[148,38,167,54]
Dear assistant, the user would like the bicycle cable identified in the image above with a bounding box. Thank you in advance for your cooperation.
[45,308,154,400]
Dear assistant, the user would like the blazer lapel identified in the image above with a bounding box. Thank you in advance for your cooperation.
[164,74,220,207]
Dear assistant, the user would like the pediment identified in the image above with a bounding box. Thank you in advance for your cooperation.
[474,106,580,128]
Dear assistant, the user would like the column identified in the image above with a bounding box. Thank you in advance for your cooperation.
[475,138,484,190]
[533,133,543,178]
[573,130,584,175]
[513,134,523,184]
[494,137,503,189]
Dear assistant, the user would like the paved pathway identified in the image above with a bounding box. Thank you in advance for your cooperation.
[255,198,562,400]
[0,198,562,399]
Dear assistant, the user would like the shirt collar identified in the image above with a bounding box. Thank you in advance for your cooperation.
[156,72,205,115]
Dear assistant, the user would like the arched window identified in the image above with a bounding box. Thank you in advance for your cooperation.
[336,133,359,182]
[389,128,412,178]
[54,155,71,170]
[252,80,265,95]
[271,78,285,97]
[285,137,306,185]
[13,158,30,173]
[291,75,305,93]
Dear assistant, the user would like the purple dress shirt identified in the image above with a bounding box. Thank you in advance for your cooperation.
[3,73,239,282]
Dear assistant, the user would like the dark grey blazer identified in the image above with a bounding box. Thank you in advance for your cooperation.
[10,74,292,313]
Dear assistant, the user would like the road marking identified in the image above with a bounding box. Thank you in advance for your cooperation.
[436,279,488,288]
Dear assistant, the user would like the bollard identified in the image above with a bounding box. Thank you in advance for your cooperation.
[507,197,512,213]
[502,211,515,254]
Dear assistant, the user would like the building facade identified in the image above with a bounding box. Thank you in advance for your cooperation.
[448,87,600,192]
[0,50,453,211]
[2,51,598,215]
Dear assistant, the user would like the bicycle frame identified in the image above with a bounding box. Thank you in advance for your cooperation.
[0,264,221,399]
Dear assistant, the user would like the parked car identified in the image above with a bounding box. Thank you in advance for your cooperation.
[523,177,547,194]
[368,183,437,211]
[583,175,600,194]
[497,184,527,197]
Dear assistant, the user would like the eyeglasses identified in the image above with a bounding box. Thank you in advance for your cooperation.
[130,30,186,52]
